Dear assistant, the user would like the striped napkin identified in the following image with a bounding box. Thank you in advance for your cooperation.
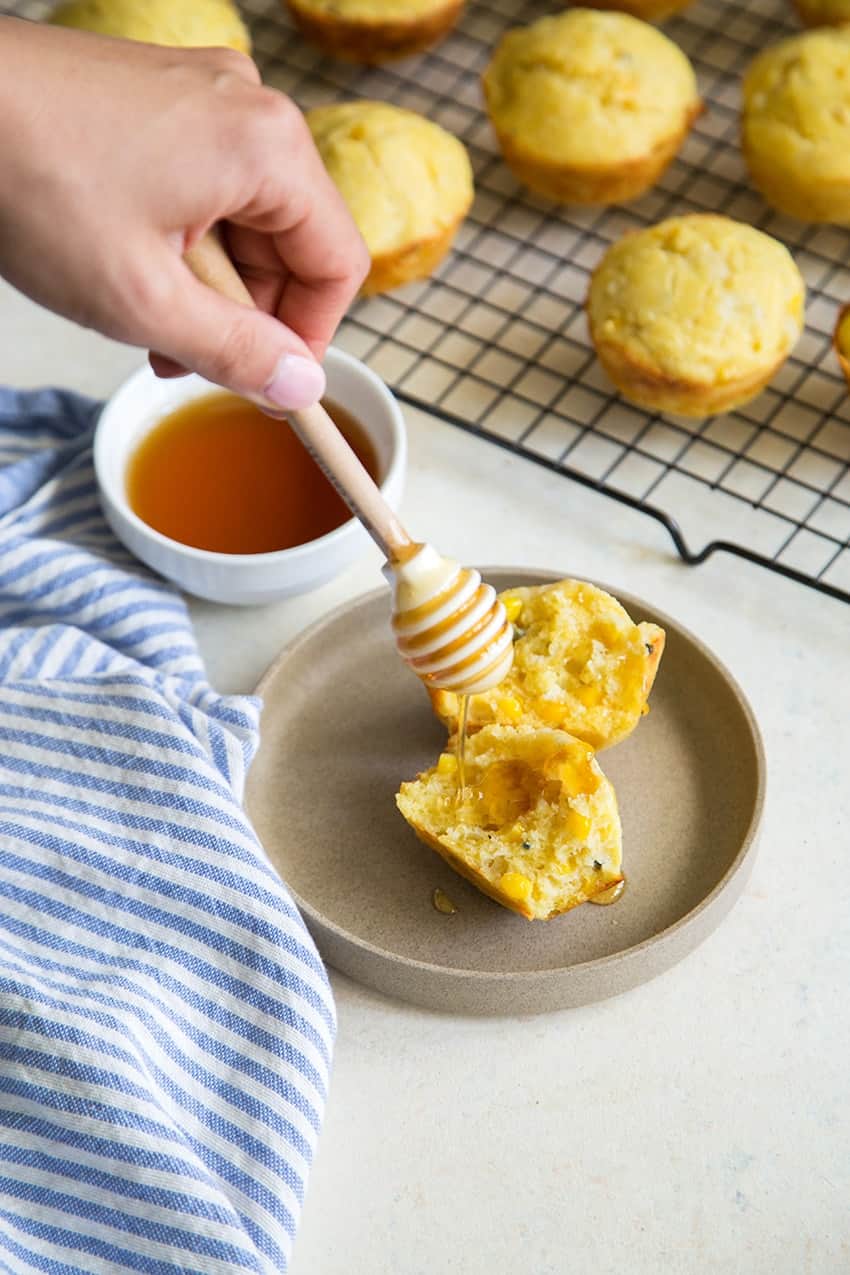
[0,387,335,1273]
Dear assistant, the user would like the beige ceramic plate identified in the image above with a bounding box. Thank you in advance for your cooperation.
[246,570,765,1015]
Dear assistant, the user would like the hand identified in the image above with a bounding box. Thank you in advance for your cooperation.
[0,18,369,408]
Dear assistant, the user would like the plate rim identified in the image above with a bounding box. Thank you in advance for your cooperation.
[249,568,766,988]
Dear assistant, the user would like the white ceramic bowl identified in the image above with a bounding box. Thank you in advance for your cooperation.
[93,348,406,605]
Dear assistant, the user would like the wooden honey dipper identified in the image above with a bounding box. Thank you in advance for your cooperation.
[185,232,514,695]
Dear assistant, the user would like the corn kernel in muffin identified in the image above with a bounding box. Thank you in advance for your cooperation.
[307,101,473,295]
[49,0,250,51]
[587,214,805,418]
[793,0,850,26]
[285,0,463,62]
[397,725,622,920]
[429,579,665,750]
[742,27,850,223]
[482,8,700,205]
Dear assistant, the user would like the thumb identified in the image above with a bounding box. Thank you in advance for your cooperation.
[142,258,326,410]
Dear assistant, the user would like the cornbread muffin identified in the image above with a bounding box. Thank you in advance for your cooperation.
[793,0,850,26]
[430,579,665,750]
[481,9,700,205]
[742,27,850,222]
[587,214,806,417]
[307,101,473,295]
[286,0,462,61]
[396,726,623,920]
[48,0,250,52]
[580,0,694,20]
[834,305,850,388]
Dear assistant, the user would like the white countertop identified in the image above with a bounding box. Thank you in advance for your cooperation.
[2,279,848,1274]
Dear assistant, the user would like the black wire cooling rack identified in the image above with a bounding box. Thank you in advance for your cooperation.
[8,0,850,603]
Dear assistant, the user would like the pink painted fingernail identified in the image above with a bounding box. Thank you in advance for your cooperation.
[263,355,326,410]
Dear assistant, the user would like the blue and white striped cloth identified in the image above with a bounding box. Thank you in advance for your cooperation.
[0,387,335,1273]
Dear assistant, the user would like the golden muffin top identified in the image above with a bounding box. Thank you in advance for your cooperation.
[306,101,473,260]
[482,8,699,168]
[743,28,850,184]
[291,0,452,17]
[588,215,805,386]
[49,0,250,51]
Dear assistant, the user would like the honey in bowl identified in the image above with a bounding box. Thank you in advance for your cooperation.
[126,392,379,554]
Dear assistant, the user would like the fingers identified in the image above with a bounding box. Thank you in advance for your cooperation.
[144,88,366,393]
[141,251,326,408]
[193,45,261,86]
[149,352,188,378]
[224,94,370,357]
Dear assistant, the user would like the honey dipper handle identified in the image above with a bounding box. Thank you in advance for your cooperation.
[184,230,413,561]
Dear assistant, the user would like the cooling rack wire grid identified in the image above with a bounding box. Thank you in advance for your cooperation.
[8,0,850,602]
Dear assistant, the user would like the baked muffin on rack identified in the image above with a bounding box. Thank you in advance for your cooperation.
[587,214,806,418]
[48,0,250,51]
[742,26,850,222]
[481,8,700,205]
[429,579,665,752]
[576,0,694,20]
[397,725,623,921]
[793,0,850,25]
[285,0,463,61]
[306,101,473,295]
[834,305,850,389]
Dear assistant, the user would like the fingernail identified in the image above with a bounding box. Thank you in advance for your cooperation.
[263,355,326,410]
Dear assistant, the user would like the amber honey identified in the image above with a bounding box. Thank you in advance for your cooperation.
[455,693,471,799]
[127,392,379,555]
[590,879,626,906]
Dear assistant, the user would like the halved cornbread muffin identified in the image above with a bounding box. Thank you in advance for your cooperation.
[396,725,623,920]
[429,579,665,750]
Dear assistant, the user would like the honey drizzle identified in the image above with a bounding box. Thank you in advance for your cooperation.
[455,693,471,799]
[590,878,626,906]
[432,888,458,915]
